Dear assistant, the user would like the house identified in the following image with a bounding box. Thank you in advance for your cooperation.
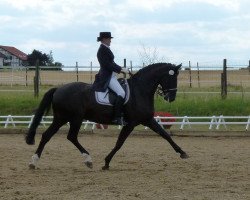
[0,52,7,67]
[0,45,28,67]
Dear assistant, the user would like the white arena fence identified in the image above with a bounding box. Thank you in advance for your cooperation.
[0,115,249,131]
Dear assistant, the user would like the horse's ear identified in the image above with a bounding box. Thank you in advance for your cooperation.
[176,63,182,70]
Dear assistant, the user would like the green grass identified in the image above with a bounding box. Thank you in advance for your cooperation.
[0,91,42,115]
[0,88,249,116]
[155,94,250,116]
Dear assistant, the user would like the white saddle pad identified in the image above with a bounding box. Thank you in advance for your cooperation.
[95,80,130,106]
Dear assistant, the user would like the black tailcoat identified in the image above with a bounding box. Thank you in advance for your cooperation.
[92,44,122,92]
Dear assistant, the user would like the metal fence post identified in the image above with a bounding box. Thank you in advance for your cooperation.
[34,60,39,97]
[197,62,200,88]
[90,61,93,84]
[248,60,250,74]
[221,59,227,99]
[25,67,28,86]
[189,61,192,88]
[123,58,126,68]
[123,59,126,78]
[76,62,79,82]
[130,60,133,73]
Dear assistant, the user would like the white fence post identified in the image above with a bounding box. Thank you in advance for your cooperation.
[216,115,227,130]
[28,115,34,128]
[4,115,15,128]
[180,116,191,130]
[246,116,250,131]
[209,115,218,130]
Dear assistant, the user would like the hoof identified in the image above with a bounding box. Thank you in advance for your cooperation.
[180,153,189,159]
[29,154,39,169]
[85,161,93,169]
[25,136,35,145]
[29,163,36,169]
[102,165,109,170]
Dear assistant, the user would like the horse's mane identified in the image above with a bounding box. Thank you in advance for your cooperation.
[131,63,174,79]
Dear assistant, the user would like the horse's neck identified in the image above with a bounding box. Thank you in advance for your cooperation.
[131,70,162,96]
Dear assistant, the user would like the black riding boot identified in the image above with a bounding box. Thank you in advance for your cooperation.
[112,95,127,126]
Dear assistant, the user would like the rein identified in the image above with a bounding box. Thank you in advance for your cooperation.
[121,69,134,78]
[157,87,177,97]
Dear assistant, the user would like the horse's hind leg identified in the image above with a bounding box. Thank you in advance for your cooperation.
[29,119,64,169]
[67,118,93,169]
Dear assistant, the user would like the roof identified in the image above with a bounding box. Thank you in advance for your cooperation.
[0,52,7,58]
[0,45,27,61]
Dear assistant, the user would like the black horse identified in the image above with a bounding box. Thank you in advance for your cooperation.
[25,63,188,170]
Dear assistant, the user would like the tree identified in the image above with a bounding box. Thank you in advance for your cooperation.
[27,49,63,70]
[138,44,167,66]
[54,62,63,66]
[27,49,50,66]
[47,50,54,66]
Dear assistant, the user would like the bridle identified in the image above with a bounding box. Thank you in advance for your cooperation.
[157,87,177,97]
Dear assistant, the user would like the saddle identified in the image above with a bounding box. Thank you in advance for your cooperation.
[95,78,130,106]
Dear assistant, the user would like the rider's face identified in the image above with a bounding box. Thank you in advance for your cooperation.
[102,38,111,46]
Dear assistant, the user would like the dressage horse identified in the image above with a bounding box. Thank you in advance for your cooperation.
[25,63,188,170]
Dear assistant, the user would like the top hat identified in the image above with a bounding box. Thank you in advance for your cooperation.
[97,32,113,42]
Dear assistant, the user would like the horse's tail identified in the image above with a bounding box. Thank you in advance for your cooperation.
[25,88,57,145]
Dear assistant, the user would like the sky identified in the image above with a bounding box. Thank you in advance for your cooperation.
[1,0,250,67]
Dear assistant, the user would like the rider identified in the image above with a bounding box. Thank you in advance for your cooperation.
[92,32,129,125]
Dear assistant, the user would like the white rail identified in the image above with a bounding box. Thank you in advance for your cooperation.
[154,115,250,131]
[0,115,95,130]
[0,115,249,131]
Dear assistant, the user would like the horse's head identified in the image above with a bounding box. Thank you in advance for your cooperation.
[159,63,182,102]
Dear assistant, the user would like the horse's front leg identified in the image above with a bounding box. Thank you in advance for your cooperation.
[146,118,188,159]
[102,124,135,170]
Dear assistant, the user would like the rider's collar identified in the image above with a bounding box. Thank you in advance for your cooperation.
[101,43,110,49]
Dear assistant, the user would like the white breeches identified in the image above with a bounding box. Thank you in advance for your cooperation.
[108,73,125,98]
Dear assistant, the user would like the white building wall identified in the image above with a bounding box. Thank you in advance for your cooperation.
[0,48,23,67]
[0,58,3,66]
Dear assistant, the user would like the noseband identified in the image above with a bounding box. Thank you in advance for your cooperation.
[163,88,177,94]
[157,87,177,97]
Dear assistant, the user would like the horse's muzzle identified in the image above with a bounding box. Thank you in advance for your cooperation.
[164,91,177,102]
